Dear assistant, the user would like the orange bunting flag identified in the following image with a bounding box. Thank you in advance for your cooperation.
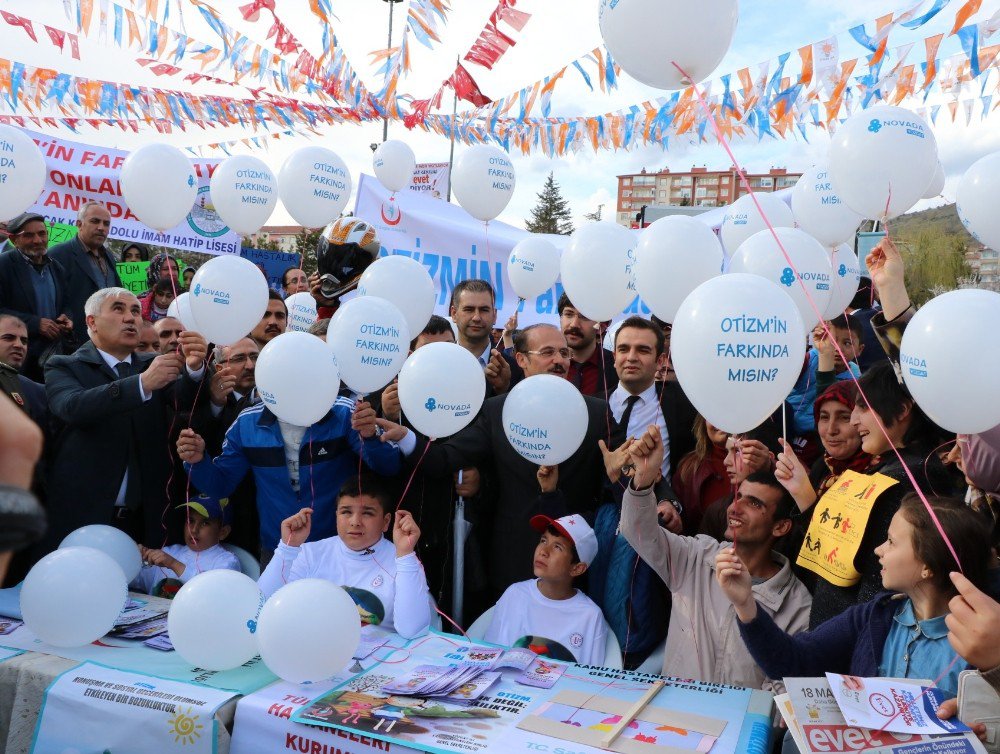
[951,0,983,35]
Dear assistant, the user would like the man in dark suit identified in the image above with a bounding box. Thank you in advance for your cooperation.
[0,213,74,380]
[47,201,121,346]
[387,323,622,600]
[42,287,207,553]
[0,314,48,431]
[560,293,618,400]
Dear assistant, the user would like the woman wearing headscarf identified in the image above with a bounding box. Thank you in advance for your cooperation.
[137,252,180,322]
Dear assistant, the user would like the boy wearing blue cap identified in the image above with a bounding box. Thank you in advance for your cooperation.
[132,493,240,597]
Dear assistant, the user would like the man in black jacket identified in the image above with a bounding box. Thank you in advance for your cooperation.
[0,213,74,379]
[42,287,207,553]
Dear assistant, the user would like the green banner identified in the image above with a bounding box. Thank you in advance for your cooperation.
[115,261,188,294]
[47,222,78,247]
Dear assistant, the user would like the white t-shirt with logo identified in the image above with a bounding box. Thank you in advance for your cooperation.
[258,535,432,639]
[485,579,607,665]
[131,544,241,596]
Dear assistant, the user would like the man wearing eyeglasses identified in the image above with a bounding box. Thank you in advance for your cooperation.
[0,213,74,381]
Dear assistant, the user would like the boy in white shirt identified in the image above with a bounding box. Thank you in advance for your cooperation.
[485,467,607,665]
[258,476,432,639]
[132,494,241,597]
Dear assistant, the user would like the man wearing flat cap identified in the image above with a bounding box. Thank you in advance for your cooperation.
[0,213,73,381]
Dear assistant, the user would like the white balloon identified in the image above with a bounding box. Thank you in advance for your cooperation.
[508,237,561,301]
[561,222,637,321]
[397,342,486,438]
[358,255,436,337]
[277,146,351,228]
[598,0,738,90]
[120,144,198,231]
[451,146,515,222]
[923,160,945,199]
[0,125,46,219]
[285,292,318,332]
[635,215,724,323]
[900,289,1000,433]
[327,296,410,394]
[729,227,834,330]
[721,193,795,256]
[21,547,128,647]
[828,106,938,220]
[957,152,1000,251]
[256,579,361,683]
[502,375,589,465]
[166,292,200,331]
[791,164,864,247]
[189,255,270,346]
[373,140,416,193]
[822,244,862,320]
[672,274,806,434]
[167,570,263,671]
[60,525,142,582]
[209,155,277,235]
[256,332,341,426]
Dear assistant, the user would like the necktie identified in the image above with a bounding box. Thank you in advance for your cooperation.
[619,394,640,436]
[114,361,132,379]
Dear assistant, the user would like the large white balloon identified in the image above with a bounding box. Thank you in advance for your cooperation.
[373,140,416,193]
[672,274,807,434]
[120,144,198,231]
[791,164,864,247]
[60,525,142,583]
[502,375,589,465]
[720,193,795,256]
[256,579,361,683]
[0,125,46,219]
[598,0,738,90]
[508,237,561,301]
[822,244,862,320]
[166,292,200,331]
[358,255,435,337]
[21,547,128,647]
[285,292,318,332]
[327,296,410,394]
[828,106,938,220]
[209,155,277,235]
[957,152,1000,251]
[189,255,270,346]
[561,222,637,321]
[451,146,515,222]
[397,342,486,438]
[256,332,341,426]
[277,146,351,228]
[900,289,1000,433]
[635,215,723,323]
[923,160,945,199]
[167,570,264,671]
[729,227,834,330]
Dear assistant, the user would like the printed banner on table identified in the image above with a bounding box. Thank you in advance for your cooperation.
[32,662,236,754]
[0,646,23,663]
[24,129,242,255]
[291,632,773,754]
[355,173,650,327]
[796,470,898,587]
[409,163,450,198]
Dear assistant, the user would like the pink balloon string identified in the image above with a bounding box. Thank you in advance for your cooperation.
[673,62,964,575]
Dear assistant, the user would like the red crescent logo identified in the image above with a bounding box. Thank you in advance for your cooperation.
[381,202,402,226]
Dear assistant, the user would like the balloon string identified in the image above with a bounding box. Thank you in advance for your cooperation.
[597,326,612,442]
[396,437,433,512]
[673,62,964,575]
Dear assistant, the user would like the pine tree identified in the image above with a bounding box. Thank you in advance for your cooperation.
[525,172,574,234]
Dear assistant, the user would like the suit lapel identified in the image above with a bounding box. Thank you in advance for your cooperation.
[10,255,36,308]
[72,239,104,290]
[76,341,118,382]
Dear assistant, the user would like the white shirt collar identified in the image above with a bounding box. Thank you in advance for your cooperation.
[476,340,492,366]
[96,347,131,371]
[611,381,656,409]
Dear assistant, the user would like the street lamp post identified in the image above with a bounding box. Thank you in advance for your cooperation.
[381,0,403,143]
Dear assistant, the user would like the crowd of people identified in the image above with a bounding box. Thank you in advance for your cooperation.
[1,201,999,749]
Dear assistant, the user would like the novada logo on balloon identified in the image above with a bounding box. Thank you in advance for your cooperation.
[868,119,883,133]
[425,397,437,412]
[779,268,795,286]
[901,353,927,378]
[192,283,231,305]
[424,397,471,416]
[838,263,847,277]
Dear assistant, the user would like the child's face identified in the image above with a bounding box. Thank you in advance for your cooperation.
[533,530,585,582]
[154,289,176,310]
[336,494,390,552]
[184,511,227,552]
[874,511,926,593]
[829,325,863,372]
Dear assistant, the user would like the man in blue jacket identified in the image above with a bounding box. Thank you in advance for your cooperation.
[177,395,402,563]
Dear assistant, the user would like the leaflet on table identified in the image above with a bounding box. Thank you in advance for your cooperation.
[784,677,986,753]
[291,632,773,754]
[114,615,169,639]
[31,661,237,754]
[826,673,971,736]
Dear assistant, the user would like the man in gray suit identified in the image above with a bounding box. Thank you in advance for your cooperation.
[47,201,121,346]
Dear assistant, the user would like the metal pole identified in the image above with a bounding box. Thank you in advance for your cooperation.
[446,55,459,202]
[381,0,398,143]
